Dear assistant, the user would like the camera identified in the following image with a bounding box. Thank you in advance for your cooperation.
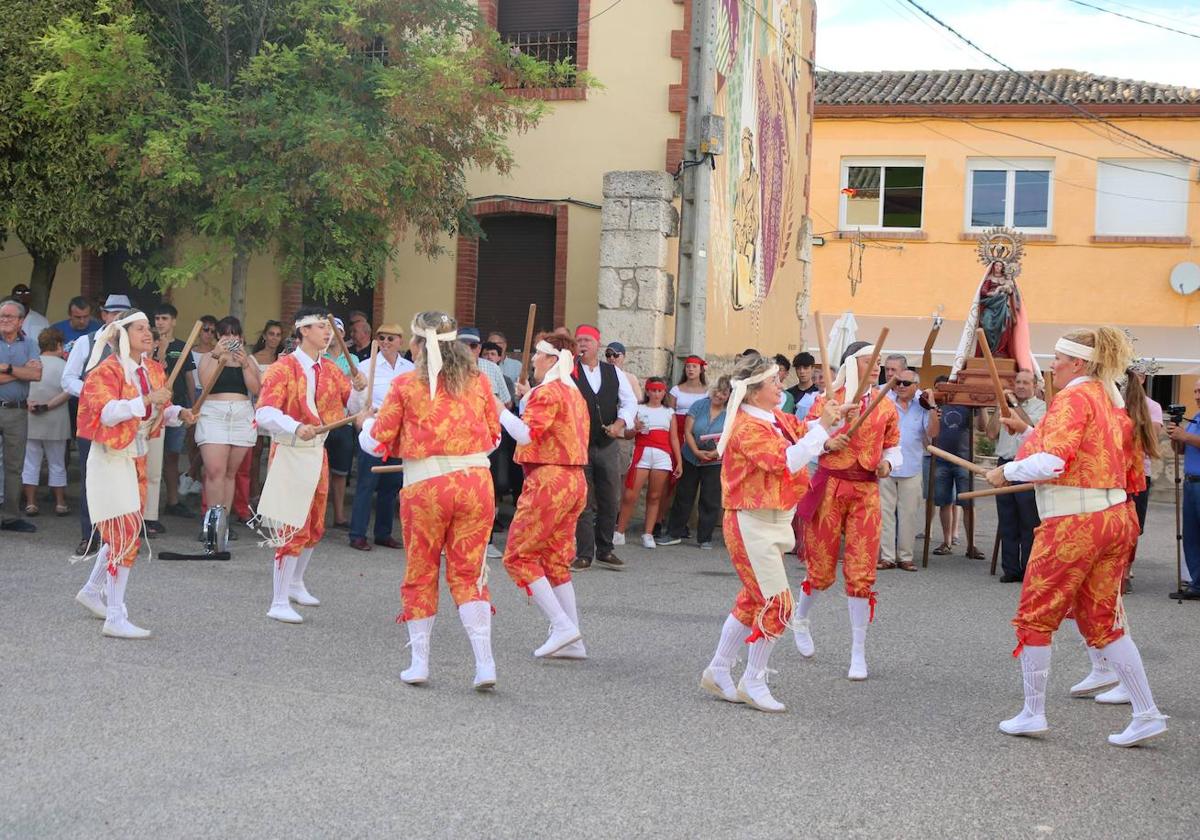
[1166,404,1187,426]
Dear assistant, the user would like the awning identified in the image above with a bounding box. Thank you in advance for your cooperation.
[816,314,1200,376]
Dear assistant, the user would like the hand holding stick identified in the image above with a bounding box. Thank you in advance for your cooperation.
[518,303,537,386]
[310,413,361,436]
[164,321,202,391]
[813,311,835,401]
[846,377,896,436]
[975,328,1011,418]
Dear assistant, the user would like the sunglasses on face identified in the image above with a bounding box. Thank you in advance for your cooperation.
[896,380,916,387]
[377,334,401,341]
[202,327,215,334]
[605,351,621,358]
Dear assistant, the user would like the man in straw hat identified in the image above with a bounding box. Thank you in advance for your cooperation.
[793,340,901,681]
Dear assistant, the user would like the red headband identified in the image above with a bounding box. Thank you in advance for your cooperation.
[684,355,706,367]
[575,325,600,342]
[645,382,667,392]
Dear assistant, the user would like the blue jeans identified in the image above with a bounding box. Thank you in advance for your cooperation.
[1184,480,1200,593]
[349,450,403,541]
[76,436,92,540]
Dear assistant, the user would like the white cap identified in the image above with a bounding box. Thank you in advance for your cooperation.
[101,294,133,312]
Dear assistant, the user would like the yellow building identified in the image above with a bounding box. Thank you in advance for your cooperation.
[809,69,1200,403]
[1,0,819,374]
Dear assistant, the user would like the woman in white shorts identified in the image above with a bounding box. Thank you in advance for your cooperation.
[614,378,682,549]
[195,316,261,536]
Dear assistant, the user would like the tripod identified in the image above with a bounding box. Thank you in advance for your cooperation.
[1171,447,1184,601]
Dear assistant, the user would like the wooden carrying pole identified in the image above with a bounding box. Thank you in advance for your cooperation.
[371,463,404,474]
[813,311,835,401]
[960,483,1035,501]
[310,414,360,436]
[846,378,896,437]
[164,321,203,391]
[975,327,1011,418]
[364,338,378,399]
[850,327,889,405]
[327,316,358,374]
[517,304,537,386]
[926,445,988,476]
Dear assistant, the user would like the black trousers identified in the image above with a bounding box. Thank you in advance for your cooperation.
[995,457,1039,577]
[666,461,722,543]
[575,440,621,560]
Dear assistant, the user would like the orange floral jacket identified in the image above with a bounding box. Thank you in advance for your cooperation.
[515,380,589,467]
[77,356,170,448]
[370,371,501,460]
[721,409,813,510]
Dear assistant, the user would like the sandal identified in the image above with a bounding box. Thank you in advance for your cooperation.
[55,505,70,516]
[876,560,896,570]
[897,561,918,572]
[967,547,986,560]
[23,504,38,517]
[932,544,952,555]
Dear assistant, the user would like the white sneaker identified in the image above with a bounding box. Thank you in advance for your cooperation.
[1095,683,1131,705]
[534,624,582,658]
[640,533,656,549]
[998,710,1048,736]
[288,584,320,607]
[612,531,626,546]
[1070,668,1118,697]
[700,667,741,703]
[736,673,786,712]
[75,588,107,620]
[792,618,815,658]
[102,615,151,639]
[1108,713,1168,747]
[547,639,588,659]
[486,544,502,560]
[267,604,304,624]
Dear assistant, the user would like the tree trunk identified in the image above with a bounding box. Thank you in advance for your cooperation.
[230,240,250,323]
[28,250,59,315]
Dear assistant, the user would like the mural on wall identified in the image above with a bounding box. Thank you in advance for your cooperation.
[711,0,807,316]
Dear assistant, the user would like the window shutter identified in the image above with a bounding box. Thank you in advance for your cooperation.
[498,0,579,34]
[475,215,557,349]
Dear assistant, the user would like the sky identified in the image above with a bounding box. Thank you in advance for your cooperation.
[816,0,1200,88]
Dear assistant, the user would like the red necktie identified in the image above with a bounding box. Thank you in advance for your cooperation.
[311,361,322,421]
[136,367,152,420]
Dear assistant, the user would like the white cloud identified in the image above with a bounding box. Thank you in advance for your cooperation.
[815,0,1200,88]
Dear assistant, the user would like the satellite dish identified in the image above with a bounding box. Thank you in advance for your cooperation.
[1170,262,1200,296]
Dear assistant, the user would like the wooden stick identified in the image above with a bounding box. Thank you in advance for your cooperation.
[849,327,889,405]
[191,354,227,414]
[920,317,941,372]
[310,413,360,436]
[975,327,1011,418]
[518,303,537,386]
[327,316,358,374]
[846,378,895,437]
[164,321,202,391]
[371,463,405,474]
[365,338,378,400]
[926,445,987,476]
[959,483,1035,500]
[1044,369,1056,402]
[813,311,835,401]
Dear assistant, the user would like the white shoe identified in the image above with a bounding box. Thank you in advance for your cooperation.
[612,531,625,546]
[640,533,655,549]
[288,584,320,607]
[102,615,151,639]
[736,673,785,712]
[1095,683,1131,705]
[402,617,433,685]
[534,624,582,658]
[473,661,497,691]
[267,604,304,624]
[1108,712,1168,747]
[459,601,496,691]
[700,667,741,703]
[792,618,815,658]
[75,587,107,620]
[102,565,149,638]
[999,709,1048,736]
[1070,668,1118,697]
[547,639,588,659]
[486,544,502,560]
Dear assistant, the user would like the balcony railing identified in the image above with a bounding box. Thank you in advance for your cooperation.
[501,29,578,86]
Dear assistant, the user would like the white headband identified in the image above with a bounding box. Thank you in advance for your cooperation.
[829,343,876,401]
[535,339,574,385]
[294,314,327,329]
[716,363,780,456]
[1054,336,1125,408]
[411,317,458,398]
[87,311,148,385]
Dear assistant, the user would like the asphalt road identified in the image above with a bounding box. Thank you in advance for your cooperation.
[1,499,1196,839]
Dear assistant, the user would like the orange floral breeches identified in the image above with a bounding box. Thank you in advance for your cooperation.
[802,476,881,598]
[1013,502,1137,649]
[101,456,148,571]
[726,510,794,640]
[503,464,587,590]
[399,467,495,621]
[270,443,330,563]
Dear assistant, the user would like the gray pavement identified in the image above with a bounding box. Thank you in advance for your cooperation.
[1,498,1197,839]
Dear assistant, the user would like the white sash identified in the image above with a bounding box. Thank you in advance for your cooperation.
[86,441,141,525]
[1034,485,1126,520]
[402,452,490,487]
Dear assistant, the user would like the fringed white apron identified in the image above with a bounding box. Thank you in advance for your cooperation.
[254,433,328,548]
[735,507,797,638]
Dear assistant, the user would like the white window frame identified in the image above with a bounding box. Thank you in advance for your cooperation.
[964,158,1054,233]
[838,157,925,231]
[1094,158,1190,237]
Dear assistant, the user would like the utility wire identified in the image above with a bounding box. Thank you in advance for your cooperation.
[898,0,1200,163]
[1066,0,1200,40]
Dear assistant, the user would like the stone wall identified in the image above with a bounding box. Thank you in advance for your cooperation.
[597,171,679,381]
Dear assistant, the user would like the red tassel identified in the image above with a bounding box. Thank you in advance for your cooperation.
[801,579,813,596]
[490,603,497,616]
[868,591,877,623]
[744,626,763,644]
[523,585,532,597]
[395,613,406,624]
[1012,641,1024,658]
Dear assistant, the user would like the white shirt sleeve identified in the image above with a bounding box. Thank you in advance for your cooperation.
[1003,452,1065,483]
[500,408,532,446]
[163,404,183,427]
[100,396,146,426]
[883,445,903,471]
[358,417,382,455]
[255,404,299,436]
[785,423,830,473]
[615,367,638,427]
[61,336,89,397]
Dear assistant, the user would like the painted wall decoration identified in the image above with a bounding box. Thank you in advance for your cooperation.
[710,0,808,317]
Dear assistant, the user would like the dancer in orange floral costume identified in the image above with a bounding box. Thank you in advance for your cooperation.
[700,353,846,713]
[983,326,1167,747]
[72,310,195,639]
[497,334,590,659]
[360,311,502,690]
[255,307,366,624]
[793,341,901,681]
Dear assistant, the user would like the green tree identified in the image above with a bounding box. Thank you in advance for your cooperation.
[32,0,585,320]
